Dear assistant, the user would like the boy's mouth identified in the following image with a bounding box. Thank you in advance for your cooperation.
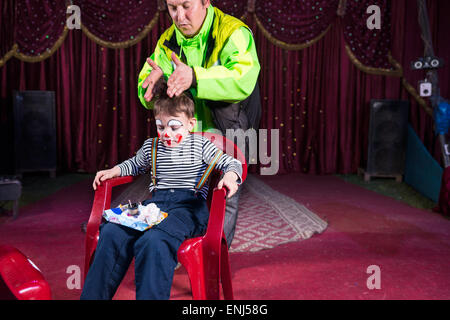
[162,134,183,147]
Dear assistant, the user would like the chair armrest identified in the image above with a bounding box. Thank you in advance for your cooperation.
[103,176,136,189]
[86,176,135,238]
[203,186,228,254]
[84,176,134,273]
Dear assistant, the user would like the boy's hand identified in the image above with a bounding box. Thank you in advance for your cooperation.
[93,166,121,190]
[217,171,239,198]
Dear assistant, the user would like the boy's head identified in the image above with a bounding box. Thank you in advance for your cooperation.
[154,89,197,148]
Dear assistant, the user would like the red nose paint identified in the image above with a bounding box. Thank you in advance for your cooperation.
[164,133,170,138]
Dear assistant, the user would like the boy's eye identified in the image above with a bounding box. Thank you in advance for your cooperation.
[170,126,181,131]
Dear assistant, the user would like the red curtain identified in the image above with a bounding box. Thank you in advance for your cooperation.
[248,0,449,174]
[0,12,172,172]
[1,0,449,175]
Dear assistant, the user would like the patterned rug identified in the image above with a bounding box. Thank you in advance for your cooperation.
[112,174,328,253]
[230,174,328,252]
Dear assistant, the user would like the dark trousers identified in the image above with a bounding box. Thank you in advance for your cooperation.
[80,189,209,300]
[223,184,243,247]
[223,135,251,248]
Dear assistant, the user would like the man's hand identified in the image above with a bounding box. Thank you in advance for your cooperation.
[92,166,121,190]
[142,58,163,102]
[167,52,194,98]
[217,171,239,198]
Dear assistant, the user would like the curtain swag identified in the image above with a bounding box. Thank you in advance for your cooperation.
[0,0,429,113]
[1,0,399,74]
[80,12,160,50]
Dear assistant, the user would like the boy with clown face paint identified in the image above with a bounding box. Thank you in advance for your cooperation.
[156,118,186,147]
[81,88,242,300]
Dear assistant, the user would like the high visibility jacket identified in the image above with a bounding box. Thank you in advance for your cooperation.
[138,5,261,132]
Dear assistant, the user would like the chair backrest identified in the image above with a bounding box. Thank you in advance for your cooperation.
[85,132,247,279]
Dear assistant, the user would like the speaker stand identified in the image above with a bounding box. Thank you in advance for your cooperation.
[358,168,403,183]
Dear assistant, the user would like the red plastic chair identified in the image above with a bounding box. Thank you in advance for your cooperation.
[0,245,51,300]
[84,132,247,299]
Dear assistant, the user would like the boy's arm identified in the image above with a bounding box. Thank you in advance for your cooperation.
[117,140,152,176]
[202,138,243,184]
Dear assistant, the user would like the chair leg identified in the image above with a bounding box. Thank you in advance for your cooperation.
[184,262,206,300]
[220,240,234,300]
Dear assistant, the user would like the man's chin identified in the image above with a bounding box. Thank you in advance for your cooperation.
[177,25,194,36]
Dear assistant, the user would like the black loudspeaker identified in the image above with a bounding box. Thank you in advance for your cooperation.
[13,91,56,176]
[366,99,410,176]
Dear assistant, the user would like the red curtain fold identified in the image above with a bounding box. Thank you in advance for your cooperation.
[76,0,158,43]
[15,0,66,57]
[0,0,15,58]
[343,0,394,70]
[254,0,339,45]
[212,0,247,18]
[0,15,172,172]
[392,0,446,158]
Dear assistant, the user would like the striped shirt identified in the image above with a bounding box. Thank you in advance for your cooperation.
[117,134,243,199]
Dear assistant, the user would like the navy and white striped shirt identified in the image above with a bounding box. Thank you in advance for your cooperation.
[118,134,243,199]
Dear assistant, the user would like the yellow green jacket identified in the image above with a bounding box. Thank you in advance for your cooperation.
[137,5,260,132]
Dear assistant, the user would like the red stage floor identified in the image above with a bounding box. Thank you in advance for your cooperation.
[1,173,450,300]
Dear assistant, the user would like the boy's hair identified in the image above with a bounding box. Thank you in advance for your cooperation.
[153,79,195,119]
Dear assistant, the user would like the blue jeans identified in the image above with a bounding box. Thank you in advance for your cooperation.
[80,188,209,300]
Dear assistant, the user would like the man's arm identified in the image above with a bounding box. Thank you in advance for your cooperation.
[137,45,173,109]
[193,27,260,103]
[138,27,260,105]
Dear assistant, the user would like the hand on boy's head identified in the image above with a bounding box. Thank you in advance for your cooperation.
[217,171,239,198]
[143,58,163,102]
[167,53,194,98]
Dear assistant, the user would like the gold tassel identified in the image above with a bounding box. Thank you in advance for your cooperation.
[337,0,348,17]
[247,0,256,13]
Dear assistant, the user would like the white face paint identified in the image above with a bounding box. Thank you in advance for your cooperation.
[167,119,183,127]
[155,113,196,147]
